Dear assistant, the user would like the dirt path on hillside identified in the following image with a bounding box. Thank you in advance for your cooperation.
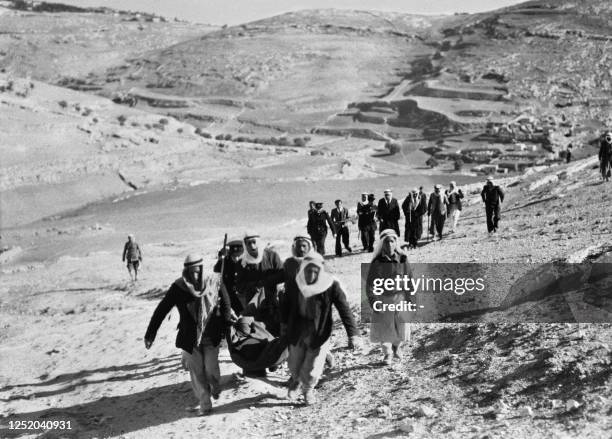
[1,157,611,438]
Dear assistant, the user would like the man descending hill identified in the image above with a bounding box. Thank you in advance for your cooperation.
[402,188,422,249]
[428,185,448,241]
[446,181,464,233]
[377,189,401,238]
[308,202,335,256]
[122,234,142,281]
[481,176,505,233]
[599,131,612,182]
[144,254,233,416]
[331,199,352,257]
[357,193,374,252]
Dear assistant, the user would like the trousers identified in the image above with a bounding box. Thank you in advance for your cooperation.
[181,341,220,410]
[485,204,501,232]
[287,338,330,390]
[335,226,350,256]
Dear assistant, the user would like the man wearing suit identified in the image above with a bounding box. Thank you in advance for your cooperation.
[377,189,401,237]
[331,199,352,257]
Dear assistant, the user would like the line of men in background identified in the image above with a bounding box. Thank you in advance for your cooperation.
[304,177,505,257]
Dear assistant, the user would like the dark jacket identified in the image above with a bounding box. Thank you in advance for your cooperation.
[282,280,359,349]
[308,209,335,237]
[144,278,232,353]
[401,193,425,222]
[599,140,612,162]
[214,256,243,314]
[306,208,317,236]
[428,192,448,216]
[481,185,505,206]
[331,206,350,230]
[377,198,401,223]
[122,241,142,262]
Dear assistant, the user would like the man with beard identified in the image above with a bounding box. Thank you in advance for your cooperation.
[213,237,244,315]
[401,188,422,249]
[309,202,336,256]
[144,254,233,415]
[481,176,505,233]
[377,189,401,238]
[599,131,612,182]
[331,199,352,257]
[428,184,448,241]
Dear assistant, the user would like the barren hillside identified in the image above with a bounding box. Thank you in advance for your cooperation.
[0,1,611,438]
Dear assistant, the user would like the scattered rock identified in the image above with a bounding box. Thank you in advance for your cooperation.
[565,399,581,412]
[416,405,437,418]
[376,405,392,419]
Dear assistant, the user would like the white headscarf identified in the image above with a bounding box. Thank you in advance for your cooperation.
[371,229,405,261]
[241,231,264,266]
[296,253,335,298]
[292,235,313,260]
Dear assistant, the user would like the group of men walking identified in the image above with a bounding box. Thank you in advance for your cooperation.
[303,177,505,259]
[144,233,362,414]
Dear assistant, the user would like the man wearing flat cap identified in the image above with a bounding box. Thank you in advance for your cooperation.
[377,189,401,238]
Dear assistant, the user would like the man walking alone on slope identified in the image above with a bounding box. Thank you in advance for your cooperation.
[122,234,142,281]
[481,176,505,233]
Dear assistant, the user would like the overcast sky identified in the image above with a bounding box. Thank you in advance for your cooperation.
[58,0,525,25]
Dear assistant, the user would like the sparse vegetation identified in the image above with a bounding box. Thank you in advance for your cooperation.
[117,115,127,126]
[58,100,68,109]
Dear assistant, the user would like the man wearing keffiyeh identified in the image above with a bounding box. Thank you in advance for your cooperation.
[144,253,233,416]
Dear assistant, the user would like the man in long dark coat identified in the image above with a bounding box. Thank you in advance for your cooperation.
[357,193,374,252]
[377,189,401,237]
[416,187,427,241]
[309,202,335,256]
[401,188,423,249]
